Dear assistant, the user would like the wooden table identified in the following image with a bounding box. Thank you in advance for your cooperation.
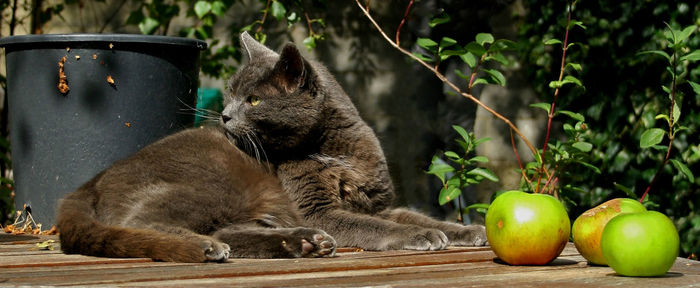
[1,234,698,287]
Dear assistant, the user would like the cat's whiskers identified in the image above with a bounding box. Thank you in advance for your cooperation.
[176,98,222,121]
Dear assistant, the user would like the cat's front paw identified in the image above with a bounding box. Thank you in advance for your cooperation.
[388,227,448,251]
[201,239,231,262]
[286,228,337,258]
[444,224,488,246]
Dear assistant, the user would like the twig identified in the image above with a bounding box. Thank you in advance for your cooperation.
[255,0,272,34]
[304,12,316,37]
[99,0,128,33]
[395,0,414,46]
[535,1,573,194]
[640,52,677,203]
[510,128,534,191]
[355,0,538,158]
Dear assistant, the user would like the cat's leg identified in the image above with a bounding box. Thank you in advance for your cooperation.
[377,208,488,246]
[134,222,232,262]
[306,209,449,251]
[212,225,336,258]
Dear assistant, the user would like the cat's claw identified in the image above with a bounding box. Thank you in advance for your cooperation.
[289,229,336,258]
[446,225,488,247]
[202,240,231,262]
[390,227,448,251]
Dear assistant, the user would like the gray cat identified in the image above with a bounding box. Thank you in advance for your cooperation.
[57,32,486,263]
[223,32,487,251]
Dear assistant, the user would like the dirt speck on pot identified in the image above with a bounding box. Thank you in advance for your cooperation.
[57,56,69,94]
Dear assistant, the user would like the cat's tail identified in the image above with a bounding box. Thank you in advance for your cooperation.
[56,176,208,262]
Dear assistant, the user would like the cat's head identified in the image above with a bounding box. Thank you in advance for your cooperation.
[221,32,324,160]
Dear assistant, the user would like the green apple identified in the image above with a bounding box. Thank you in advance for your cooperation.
[572,198,647,265]
[485,190,570,265]
[601,211,679,277]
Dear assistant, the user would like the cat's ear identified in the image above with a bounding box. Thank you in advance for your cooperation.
[274,43,313,93]
[240,31,276,62]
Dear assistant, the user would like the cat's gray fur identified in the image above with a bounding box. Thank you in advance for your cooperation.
[223,32,487,251]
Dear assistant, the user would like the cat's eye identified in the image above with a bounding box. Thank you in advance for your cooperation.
[247,95,261,106]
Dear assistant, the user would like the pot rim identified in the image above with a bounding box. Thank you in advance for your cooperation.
[0,33,207,50]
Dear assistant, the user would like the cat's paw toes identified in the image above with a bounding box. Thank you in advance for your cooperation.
[290,229,336,258]
[201,239,231,262]
[446,224,488,246]
[399,228,448,251]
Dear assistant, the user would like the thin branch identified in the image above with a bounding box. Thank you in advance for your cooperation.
[511,128,534,192]
[536,2,573,194]
[395,0,414,46]
[640,51,677,203]
[255,0,272,34]
[355,0,538,158]
[99,0,128,33]
[304,12,315,36]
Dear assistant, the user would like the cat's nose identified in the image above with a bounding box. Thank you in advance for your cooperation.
[221,115,232,123]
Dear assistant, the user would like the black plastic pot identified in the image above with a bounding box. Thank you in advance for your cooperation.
[0,34,206,226]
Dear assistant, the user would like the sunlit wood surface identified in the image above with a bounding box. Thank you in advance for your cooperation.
[1,234,698,287]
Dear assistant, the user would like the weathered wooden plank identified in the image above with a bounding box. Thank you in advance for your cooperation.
[1,240,698,288]
[0,249,499,285]
[106,257,700,288]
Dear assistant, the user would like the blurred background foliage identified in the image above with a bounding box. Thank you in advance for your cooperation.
[0,0,697,258]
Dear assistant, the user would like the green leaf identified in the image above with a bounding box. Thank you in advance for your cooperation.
[613,182,637,198]
[575,160,601,174]
[427,156,455,184]
[638,50,671,63]
[566,62,582,72]
[454,69,470,81]
[483,69,506,86]
[429,13,450,27]
[485,52,508,65]
[475,33,494,46]
[303,36,316,50]
[464,42,486,57]
[472,137,491,146]
[469,156,489,163]
[557,110,585,122]
[570,20,586,30]
[489,39,518,52]
[138,17,160,35]
[561,75,583,87]
[544,39,562,45]
[640,128,665,148]
[412,52,433,62]
[670,159,695,183]
[271,0,286,21]
[460,52,477,68]
[680,50,700,62]
[672,101,681,124]
[439,185,462,205]
[194,1,212,19]
[571,141,593,152]
[211,1,226,16]
[417,38,438,50]
[472,78,489,86]
[549,80,562,88]
[463,203,490,216]
[689,81,700,96]
[439,37,458,50]
[467,167,499,182]
[452,125,471,144]
[678,25,695,43]
[530,102,551,113]
[444,151,460,160]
